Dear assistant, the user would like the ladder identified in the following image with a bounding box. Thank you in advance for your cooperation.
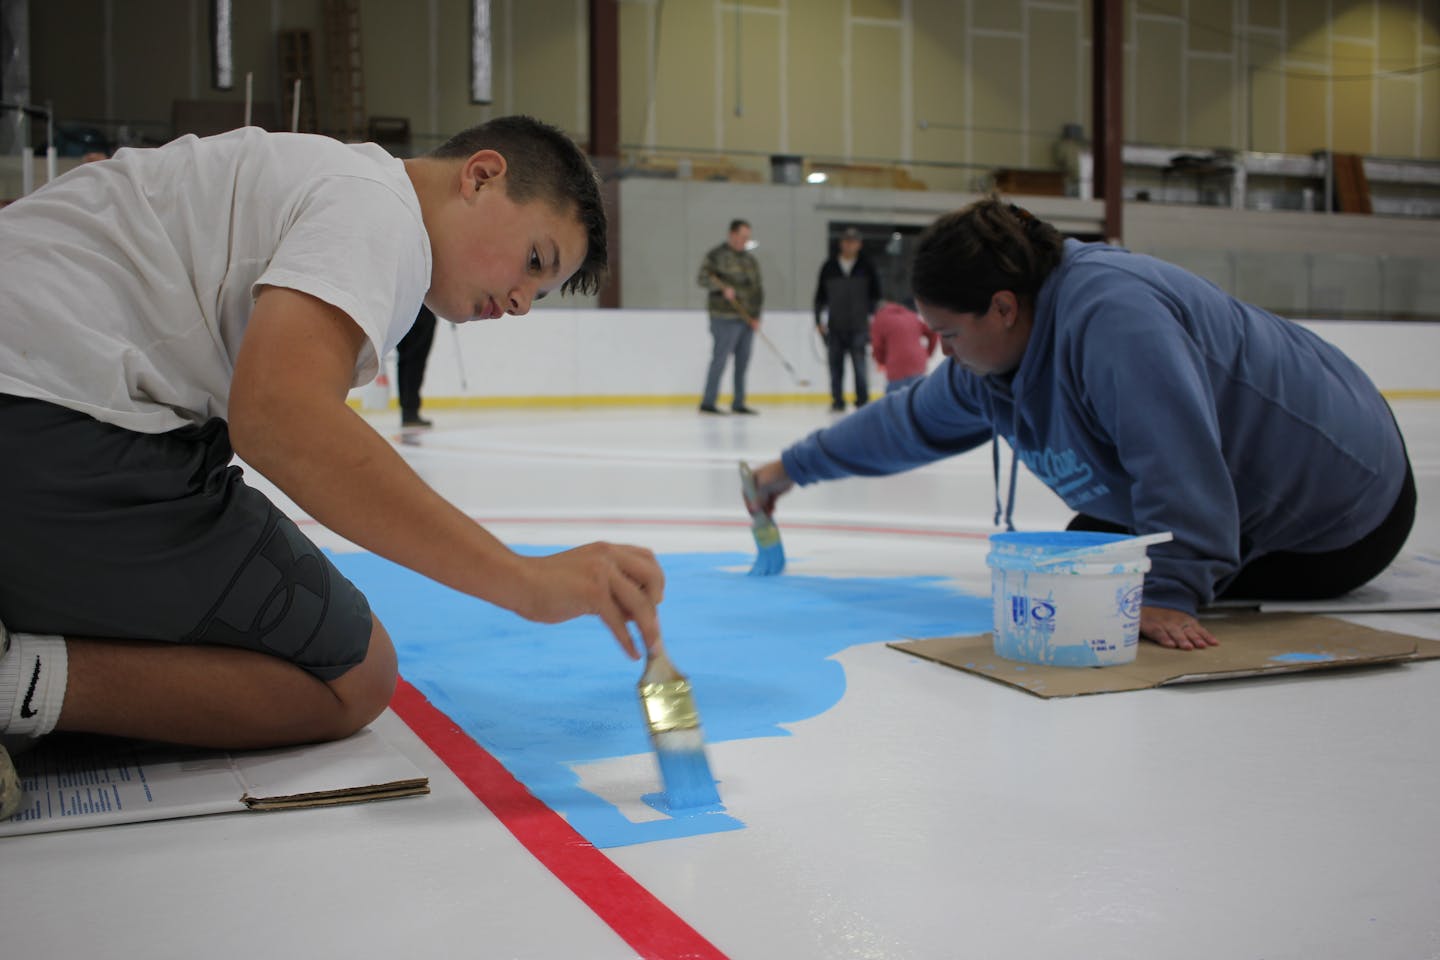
[322,0,366,141]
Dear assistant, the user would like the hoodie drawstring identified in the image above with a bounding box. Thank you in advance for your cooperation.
[991,435,1018,532]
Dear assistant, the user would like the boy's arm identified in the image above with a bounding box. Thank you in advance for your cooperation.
[228,287,662,658]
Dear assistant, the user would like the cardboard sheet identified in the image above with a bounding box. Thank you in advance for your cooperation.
[890,613,1440,699]
[0,727,428,837]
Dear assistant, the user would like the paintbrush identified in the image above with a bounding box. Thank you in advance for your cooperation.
[638,642,720,811]
[739,461,786,576]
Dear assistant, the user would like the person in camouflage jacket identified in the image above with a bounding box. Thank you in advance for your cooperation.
[696,219,764,414]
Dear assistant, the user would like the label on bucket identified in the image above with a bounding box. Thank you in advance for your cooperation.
[1119,585,1143,621]
[988,534,1149,668]
[1009,595,1057,631]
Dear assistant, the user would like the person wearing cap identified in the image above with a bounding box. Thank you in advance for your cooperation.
[813,227,883,412]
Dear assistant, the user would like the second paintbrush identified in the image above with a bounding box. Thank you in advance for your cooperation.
[739,460,786,576]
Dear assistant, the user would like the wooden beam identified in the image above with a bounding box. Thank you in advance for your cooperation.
[1091,0,1123,243]
[589,0,620,307]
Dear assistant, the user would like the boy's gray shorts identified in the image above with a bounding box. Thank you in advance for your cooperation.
[0,395,372,681]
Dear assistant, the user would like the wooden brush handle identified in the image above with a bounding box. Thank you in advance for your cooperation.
[641,643,681,685]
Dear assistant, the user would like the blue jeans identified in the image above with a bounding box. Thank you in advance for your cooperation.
[702,315,754,408]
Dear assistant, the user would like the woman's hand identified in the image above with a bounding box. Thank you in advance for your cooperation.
[1140,605,1219,650]
[746,460,795,516]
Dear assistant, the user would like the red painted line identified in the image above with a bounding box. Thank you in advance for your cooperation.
[389,677,730,960]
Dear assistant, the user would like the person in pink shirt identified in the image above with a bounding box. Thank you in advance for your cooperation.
[871,298,938,393]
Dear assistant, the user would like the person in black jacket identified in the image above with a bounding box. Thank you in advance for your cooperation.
[813,227,883,411]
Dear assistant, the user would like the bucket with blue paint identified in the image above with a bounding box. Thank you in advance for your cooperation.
[987,531,1164,667]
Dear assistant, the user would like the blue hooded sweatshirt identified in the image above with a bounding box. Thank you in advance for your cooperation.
[781,239,1407,615]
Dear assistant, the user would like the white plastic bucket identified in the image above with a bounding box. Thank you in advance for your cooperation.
[987,531,1153,667]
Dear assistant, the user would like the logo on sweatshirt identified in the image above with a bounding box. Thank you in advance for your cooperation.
[1017,445,1110,507]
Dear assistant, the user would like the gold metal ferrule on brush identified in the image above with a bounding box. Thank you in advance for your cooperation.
[638,677,700,733]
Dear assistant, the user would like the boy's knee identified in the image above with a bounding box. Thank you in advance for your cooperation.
[325,617,397,738]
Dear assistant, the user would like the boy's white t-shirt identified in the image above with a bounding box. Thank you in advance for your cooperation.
[0,127,431,434]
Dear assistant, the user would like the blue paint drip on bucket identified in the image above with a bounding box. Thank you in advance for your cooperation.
[987,531,1152,668]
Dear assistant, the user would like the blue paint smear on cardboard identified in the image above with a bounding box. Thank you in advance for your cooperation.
[333,547,990,848]
[1269,651,1336,663]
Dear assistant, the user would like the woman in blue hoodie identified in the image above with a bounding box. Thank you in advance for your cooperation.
[749,198,1415,652]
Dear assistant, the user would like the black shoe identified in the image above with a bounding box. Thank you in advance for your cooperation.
[698,404,726,414]
[731,405,759,415]
[830,402,845,412]
[401,414,433,428]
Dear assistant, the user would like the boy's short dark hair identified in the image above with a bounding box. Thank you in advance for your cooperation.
[729,219,750,233]
[430,115,607,297]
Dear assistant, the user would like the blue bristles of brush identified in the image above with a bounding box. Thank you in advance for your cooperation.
[747,514,785,577]
[638,647,721,811]
[653,727,721,810]
[739,461,786,577]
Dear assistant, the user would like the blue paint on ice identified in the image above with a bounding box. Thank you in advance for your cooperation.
[333,547,989,848]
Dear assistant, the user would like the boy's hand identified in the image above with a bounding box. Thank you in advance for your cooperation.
[517,543,665,659]
[1140,606,1218,650]
[746,460,794,516]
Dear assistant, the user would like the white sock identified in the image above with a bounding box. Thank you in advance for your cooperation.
[0,633,68,737]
